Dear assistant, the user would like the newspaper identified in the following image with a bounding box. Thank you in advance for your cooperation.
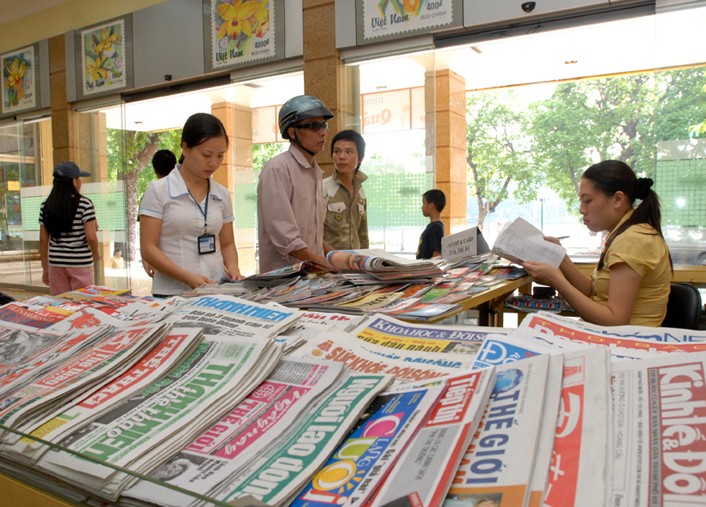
[123,358,346,507]
[543,347,612,507]
[0,326,112,399]
[18,295,170,333]
[0,300,74,331]
[351,313,508,356]
[468,332,566,507]
[165,295,302,339]
[6,327,204,464]
[204,373,392,507]
[370,368,496,507]
[472,331,562,369]
[527,354,563,507]
[0,323,168,433]
[446,354,551,506]
[326,249,446,273]
[274,311,364,353]
[37,334,282,500]
[491,217,566,268]
[533,310,706,343]
[520,312,706,359]
[291,330,471,384]
[291,381,446,506]
[610,351,706,506]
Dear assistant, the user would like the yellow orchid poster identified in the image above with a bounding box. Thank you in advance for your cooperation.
[361,0,458,41]
[81,19,127,96]
[209,0,275,70]
[1,46,36,114]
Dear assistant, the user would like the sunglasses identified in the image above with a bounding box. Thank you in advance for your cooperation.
[295,121,329,131]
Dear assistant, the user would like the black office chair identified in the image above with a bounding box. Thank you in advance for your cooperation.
[661,283,702,330]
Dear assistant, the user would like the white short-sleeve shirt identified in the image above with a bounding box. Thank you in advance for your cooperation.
[139,167,234,296]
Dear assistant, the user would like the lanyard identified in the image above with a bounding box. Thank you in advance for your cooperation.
[187,179,210,234]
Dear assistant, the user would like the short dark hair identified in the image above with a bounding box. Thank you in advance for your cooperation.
[151,149,177,178]
[330,130,366,170]
[423,189,446,212]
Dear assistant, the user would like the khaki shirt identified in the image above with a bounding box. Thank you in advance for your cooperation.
[257,145,326,273]
[591,209,671,326]
[323,171,369,250]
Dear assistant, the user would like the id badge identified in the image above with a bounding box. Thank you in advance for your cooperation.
[198,233,216,255]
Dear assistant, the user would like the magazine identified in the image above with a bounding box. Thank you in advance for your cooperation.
[491,217,566,268]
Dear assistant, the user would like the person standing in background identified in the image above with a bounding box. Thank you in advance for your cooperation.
[323,129,369,250]
[416,189,446,259]
[151,149,176,178]
[257,95,334,273]
[139,113,242,297]
[39,161,100,295]
[110,249,125,269]
[142,148,177,277]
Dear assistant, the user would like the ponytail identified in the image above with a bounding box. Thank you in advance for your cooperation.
[582,161,670,270]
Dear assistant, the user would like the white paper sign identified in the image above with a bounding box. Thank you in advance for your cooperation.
[441,227,490,262]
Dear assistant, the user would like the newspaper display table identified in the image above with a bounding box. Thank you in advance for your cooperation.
[447,276,532,326]
[2,283,706,507]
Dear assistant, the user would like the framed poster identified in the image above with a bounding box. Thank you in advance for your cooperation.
[206,0,279,71]
[356,0,462,44]
[1,45,37,114]
[81,18,128,96]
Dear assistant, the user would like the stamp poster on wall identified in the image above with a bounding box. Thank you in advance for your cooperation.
[209,0,275,70]
[361,0,457,41]
[1,46,36,114]
[81,19,127,96]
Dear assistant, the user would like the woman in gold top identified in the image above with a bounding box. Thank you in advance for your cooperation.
[523,160,671,326]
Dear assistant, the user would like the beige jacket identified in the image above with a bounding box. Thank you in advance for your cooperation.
[323,170,369,250]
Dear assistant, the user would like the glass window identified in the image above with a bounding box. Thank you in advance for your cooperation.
[345,4,706,265]
[1,119,51,289]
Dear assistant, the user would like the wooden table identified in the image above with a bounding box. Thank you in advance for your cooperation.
[420,276,533,326]
[574,263,706,286]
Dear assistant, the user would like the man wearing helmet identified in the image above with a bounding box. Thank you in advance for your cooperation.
[257,95,335,273]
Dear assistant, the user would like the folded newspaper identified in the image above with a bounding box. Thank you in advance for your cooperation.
[326,249,446,277]
[492,217,566,268]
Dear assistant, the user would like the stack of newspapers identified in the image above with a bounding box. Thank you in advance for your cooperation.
[0,288,705,506]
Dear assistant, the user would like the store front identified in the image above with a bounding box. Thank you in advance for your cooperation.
[0,0,705,298]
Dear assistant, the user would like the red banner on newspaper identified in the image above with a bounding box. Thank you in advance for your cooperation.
[655,361,706,504]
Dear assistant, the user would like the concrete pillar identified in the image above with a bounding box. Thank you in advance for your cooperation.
[211,101,257,276]
[48,35,78,165]
[426,69,467,235]
[302,0,342,178]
